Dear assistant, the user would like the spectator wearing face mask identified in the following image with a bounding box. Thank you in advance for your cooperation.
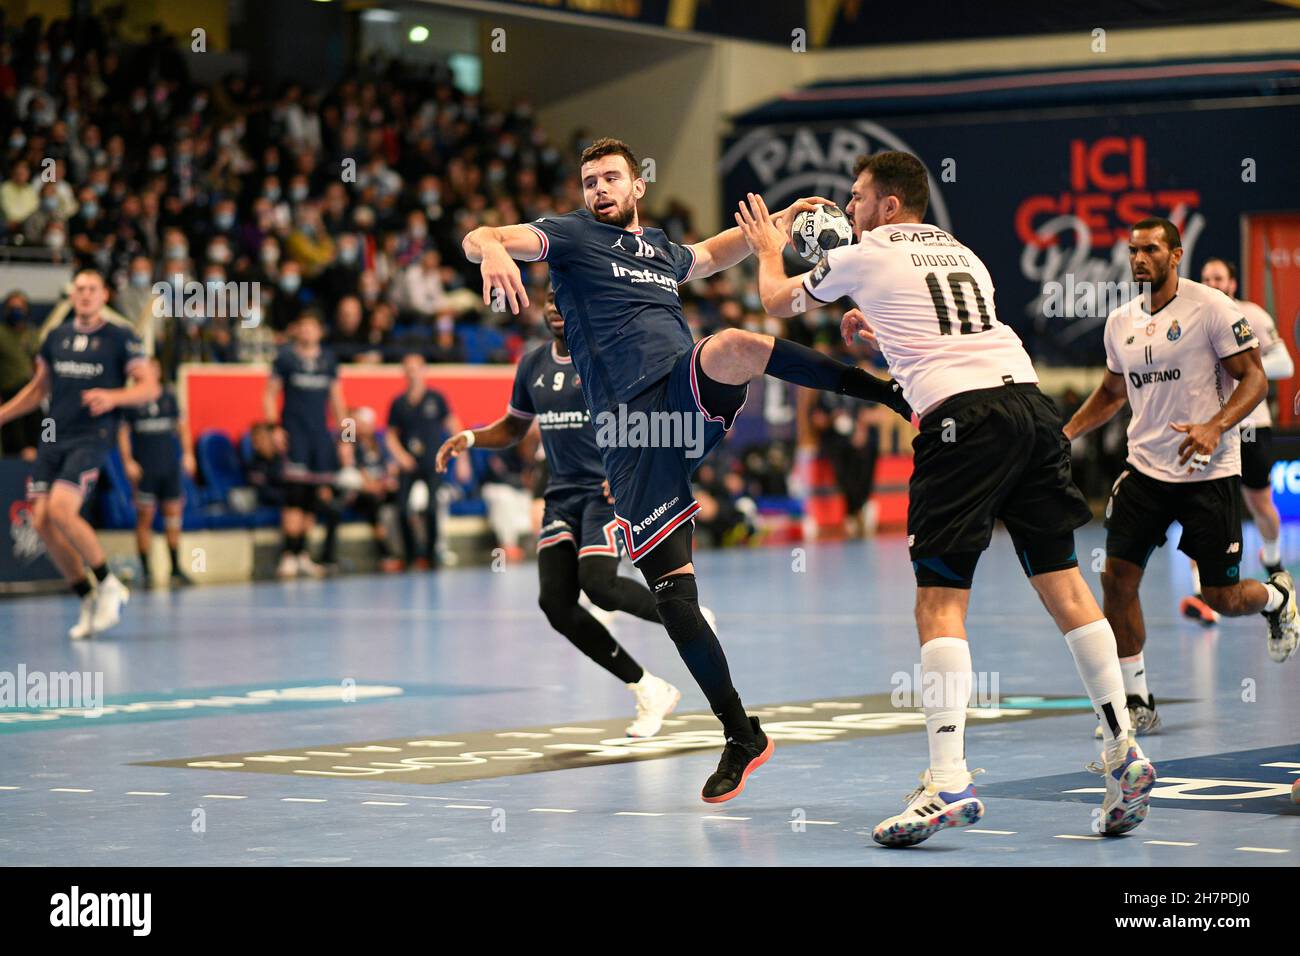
[22,182,67,244]
[320,232,364,303]
[113,255,159,346]
[286,201,335,279]
[270,260,312,332]
[398,249,456,324]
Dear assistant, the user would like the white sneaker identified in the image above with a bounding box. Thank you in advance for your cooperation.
[701,606,718,635]
[1089,739,1157,836]
[297,553,326,578]
[276,553,299,579]
[68,593,96,640]
[90,574,129,634]
[1263,570,1299,663]
[625,674,681,737]
[873,768,985,848]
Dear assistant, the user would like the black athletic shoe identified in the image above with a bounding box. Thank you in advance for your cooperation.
[170,570,195,588]
[701,716,773,804]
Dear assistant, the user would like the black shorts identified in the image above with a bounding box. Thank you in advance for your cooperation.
[908,383,1091,585]
[1240,425,1274,491]
[538,486,624,559]
[28,438,110,499]
[136,465,183,506]
[1104,465,1243,587]
[283,423,338,483]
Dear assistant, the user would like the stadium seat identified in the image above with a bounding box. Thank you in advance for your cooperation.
[196,431,244,507]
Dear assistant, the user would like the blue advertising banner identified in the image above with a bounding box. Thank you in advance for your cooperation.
[721,100,1300,365]
[0,459,60,586]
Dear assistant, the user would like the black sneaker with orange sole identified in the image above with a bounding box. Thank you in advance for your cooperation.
[701,716,773,804]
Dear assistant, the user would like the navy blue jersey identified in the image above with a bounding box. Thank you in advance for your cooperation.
[123,389,181,472]
[387,388,451,465]
[508,342,604,494]
[356,438,390,480]
[38,317,148,442]
[272,345,338,434]
[524,209,697,413]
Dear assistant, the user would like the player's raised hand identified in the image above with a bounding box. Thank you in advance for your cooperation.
[842,308,878,349]
[770,196,834,238]
[735,193,791,258]
[81,389,117,416]
[480,244,529,315]
[435,432,470,473]
[1170,420,1221,472]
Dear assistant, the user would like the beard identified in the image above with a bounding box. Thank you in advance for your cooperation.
[591,198,634,229]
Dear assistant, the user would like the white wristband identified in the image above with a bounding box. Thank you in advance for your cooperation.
[459,430,476,449]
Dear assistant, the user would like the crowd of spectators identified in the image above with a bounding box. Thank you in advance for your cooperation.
[1,13,1114,566]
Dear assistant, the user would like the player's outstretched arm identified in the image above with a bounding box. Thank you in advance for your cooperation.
[462,224,543,315]
[734,193,817,318]
[1063,370,1128,441]
[0,361,51,426]
[434,413,531,473]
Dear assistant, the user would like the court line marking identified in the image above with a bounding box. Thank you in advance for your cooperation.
[802,820,839,826]
[705,815,750,821]
[528,808,577,813]
[446,804,492,810]
[1054,834,1103,841]
[126,791,170,797]
[615,811,663,817]
[49,788,93,793]
[0,786,21,790]
[1236,846,1289,854]
[361,801,407,807]
[1145,840,1197,847]
[966,828,1017,835]
[201,794,247,800]
[281,798,327,803]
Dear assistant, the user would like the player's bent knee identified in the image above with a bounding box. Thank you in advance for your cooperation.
[577,559,619,610]
[652,572,709,645]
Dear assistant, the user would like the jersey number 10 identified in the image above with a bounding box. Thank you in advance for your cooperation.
[925,271,992,335]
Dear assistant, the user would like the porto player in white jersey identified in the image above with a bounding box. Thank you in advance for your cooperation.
[1066,220,1299,737]
[1179,257,1294,627]
[736,150,1155,847]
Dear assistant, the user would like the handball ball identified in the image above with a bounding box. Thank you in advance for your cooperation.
[791,204,852,263]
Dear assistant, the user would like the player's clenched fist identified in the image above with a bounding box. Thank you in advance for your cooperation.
[841,309,878,349]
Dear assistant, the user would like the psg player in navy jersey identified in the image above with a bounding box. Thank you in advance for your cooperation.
[264,310,348,578]
[0,269,160,638]
[463,137,911,802]
[118,356,197,588]
[437,290,683,737]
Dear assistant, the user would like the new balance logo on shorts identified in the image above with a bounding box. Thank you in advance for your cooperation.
[936,725,957,733]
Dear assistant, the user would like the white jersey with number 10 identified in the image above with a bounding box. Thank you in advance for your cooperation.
[802,222,1038,416]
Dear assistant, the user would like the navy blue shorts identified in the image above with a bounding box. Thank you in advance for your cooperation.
[602,338,748,565]
[28,438,110,499]
[537,486,624,559]
[283,424,337,483]
[136,465,183,506]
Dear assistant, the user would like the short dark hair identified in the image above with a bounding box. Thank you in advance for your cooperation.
[294,308,323,325]
[1131,217,1182,250]
[579,137,639,179]
[72,267,108,287]
[1203,257,1237,281]
[852,151,930,217]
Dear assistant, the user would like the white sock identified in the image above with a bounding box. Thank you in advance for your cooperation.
[1189,562,1202,596]
[1264,583,1285,613]
[1119,653,1150,703]
[919,637,972,790]
[1261,536,1282,567]
[1064,619,1132,756]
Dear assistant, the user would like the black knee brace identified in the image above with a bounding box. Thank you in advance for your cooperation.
[652,573,710,646]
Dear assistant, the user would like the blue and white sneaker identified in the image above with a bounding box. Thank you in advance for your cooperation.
[1089,741,1156,836]
[872,769,985,848]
